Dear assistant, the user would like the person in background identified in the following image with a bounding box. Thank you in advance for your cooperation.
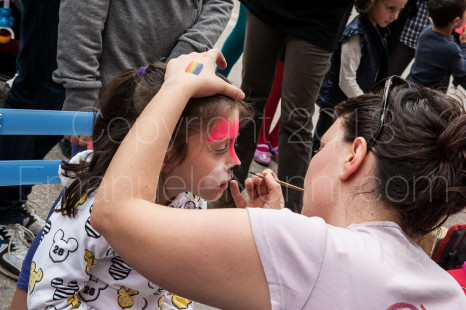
[0,0,63,281]
[230,0,355,213]
[216,1,247,77]
[388,0,430,76]
[53,0,233,147]
[253,59,283,166]
[312,0,406,155]
[407,0,466,92]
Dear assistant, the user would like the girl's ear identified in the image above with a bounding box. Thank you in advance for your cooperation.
[340,137,368,181]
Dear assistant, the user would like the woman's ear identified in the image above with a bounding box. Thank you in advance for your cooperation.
[340,137,367,181]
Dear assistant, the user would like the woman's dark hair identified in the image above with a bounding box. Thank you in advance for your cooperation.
[336,86,466,237]
[58,62,252,216]
[428,0,466,28]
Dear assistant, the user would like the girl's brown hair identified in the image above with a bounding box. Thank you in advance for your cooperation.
[336,86,466,237]
[355,0,374,15]
[58,62,252,216]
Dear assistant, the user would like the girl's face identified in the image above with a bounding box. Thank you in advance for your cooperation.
[163,109,240,201]
[369,0,406,28]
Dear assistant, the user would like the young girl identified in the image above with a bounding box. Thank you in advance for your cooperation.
[26,61,251,308]
[312,0,406,154]
[91,50,466,309]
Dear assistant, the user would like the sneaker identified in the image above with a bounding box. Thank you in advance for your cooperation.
[59,138,72,158]
[22,201,46,236]
[5,73,18,88]
[0,224,34,280]
[253,150,271,166]
[270,146,278,162]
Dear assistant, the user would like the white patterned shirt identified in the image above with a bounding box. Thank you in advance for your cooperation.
[28,151,206,309]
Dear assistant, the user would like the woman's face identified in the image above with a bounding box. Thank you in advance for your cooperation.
[162,110,240,202]
[302,119,347,219]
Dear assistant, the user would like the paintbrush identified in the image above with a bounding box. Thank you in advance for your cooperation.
[249,171,304,192]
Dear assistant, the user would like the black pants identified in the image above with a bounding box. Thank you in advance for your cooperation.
[0,0,65,225]
[234,13,332,213]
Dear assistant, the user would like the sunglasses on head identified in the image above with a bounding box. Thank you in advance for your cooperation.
[366,75,411,152]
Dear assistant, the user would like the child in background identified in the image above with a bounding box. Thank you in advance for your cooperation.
[407,0,466,92]
[312,0,406,154]
[253,60,283,166]
[388,0,430,76]
[27,62,251,309]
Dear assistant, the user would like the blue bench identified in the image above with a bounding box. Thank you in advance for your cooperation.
[0,109,94,186]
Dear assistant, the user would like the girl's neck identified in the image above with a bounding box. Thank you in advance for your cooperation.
[432,25,454,37]
[156,175,174,206]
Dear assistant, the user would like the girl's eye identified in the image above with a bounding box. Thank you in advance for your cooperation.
[214,147,228,154]
[212,144,228,154]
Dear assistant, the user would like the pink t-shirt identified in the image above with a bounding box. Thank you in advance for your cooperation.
[247,208,466,309]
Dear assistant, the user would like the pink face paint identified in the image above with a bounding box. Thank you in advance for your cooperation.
[207,116,240,164]
[185,61,203,75]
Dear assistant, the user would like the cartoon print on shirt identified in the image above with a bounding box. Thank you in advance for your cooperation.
[78,275,108,302]
[51,278,80,301]
[85,204,101,239]
[148,280,164,294]
[170,293,192,309]
[85,216,101,239]
[28,261,43,294]
[184,200,197,209]
[117,286,139,309]
[84,249,98,275]
[109,256,132,280]
[68,295,81,309]
[40,219,52,242]
[45,306,57,310]
[386,303,427,310]
[49,229,78,263]
[106,247,117,257]
[176,192,201,209]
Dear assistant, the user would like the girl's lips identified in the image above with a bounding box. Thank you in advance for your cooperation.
[219,179,231,189]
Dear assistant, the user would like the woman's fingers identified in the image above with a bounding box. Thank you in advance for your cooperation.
[165,50,244,100]
[209,48,227,71]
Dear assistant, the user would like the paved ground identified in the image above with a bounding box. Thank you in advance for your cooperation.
[1,2,466,309]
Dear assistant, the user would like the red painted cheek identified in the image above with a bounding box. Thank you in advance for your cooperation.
[208,117,240,164]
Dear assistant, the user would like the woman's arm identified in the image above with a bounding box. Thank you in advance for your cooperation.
[91,50,271,309]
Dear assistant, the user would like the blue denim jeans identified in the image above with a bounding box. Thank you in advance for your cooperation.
[0,0,65,225]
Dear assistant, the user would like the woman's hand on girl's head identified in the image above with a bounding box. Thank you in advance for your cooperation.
[164,49,245,100]
[231,170,284,210]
